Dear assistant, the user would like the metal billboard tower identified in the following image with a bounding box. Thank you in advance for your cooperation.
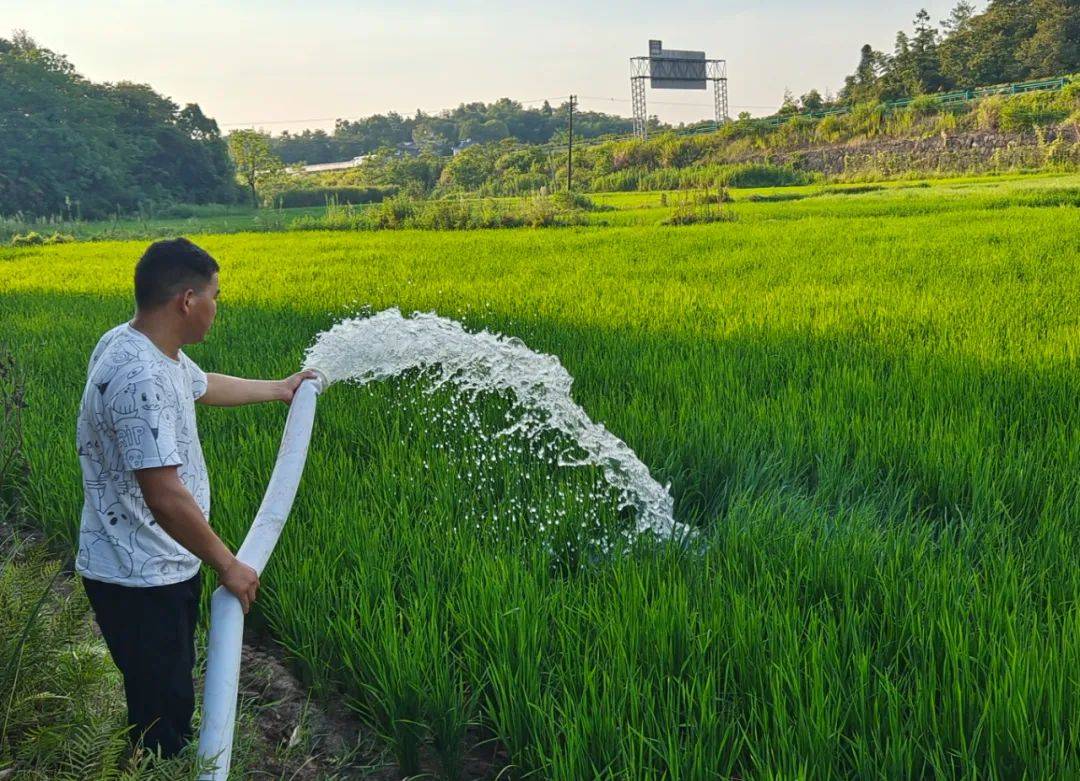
[630,40,729,139]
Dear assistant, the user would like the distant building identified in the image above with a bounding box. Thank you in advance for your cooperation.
[452,138,478,156]
[288,154,370,175]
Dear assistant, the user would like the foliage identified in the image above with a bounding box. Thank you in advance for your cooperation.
[0,33,238,219]
[661,186,737,225]
[288,193,590,232]
[270,186,398,209]
[9,231,75,247]
[227,130,284,208]
[839,1,1080,104]
[999,88,1074,130]
[270,98,635,165]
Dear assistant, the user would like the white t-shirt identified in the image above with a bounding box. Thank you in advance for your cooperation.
[76,323,210,586]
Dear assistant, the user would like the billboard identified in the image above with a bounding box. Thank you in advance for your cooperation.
[648,40,707,90]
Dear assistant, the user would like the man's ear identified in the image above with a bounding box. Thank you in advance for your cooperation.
[180,288,196,314]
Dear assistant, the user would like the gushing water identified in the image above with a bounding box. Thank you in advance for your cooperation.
[304,309,687,540]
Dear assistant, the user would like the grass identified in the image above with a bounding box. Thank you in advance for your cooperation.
[2,172,1080,778]
[0,205,323,245]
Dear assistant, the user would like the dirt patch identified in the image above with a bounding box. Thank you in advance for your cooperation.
[233,636,396,779]
[238,631,513,780]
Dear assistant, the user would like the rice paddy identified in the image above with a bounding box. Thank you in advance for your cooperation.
[3,173,1080,779]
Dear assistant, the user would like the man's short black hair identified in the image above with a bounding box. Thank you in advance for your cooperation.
[134,237,219,310]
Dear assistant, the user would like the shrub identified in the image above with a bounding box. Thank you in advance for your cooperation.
[975,95,1006,131]
[11,232,44,246]
[272,186,398,209]
[662,190,738,225]
[907,94,939,117]
[549,192,612,212]
[815,115,844,143]
[1000,92,1070,132]
[371,194,421,229]
[289,193,589,232]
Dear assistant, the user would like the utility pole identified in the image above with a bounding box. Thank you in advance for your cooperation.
[567,95,576,193]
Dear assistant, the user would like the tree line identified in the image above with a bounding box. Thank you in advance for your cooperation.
[0,32,238,219]
[269,99,638,165]
[784,0,1079,113]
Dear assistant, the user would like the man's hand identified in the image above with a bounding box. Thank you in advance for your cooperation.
[218,558,260,614]
[276,370,320,405]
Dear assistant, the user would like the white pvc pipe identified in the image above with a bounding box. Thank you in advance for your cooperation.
[197,372,325,780]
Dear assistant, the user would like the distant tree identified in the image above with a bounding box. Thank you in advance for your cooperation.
[778,88,800,115]
[800,89,825,111]
[177,103,220,141]
[477,119,510,142]
[737,110,752,121]
[411,114,457,154]
[946,0,1037,85]
[227,129,282,207]
[438,144,493,190]
[910,9,946,92]
[1018,0,1080,77]
[937,1,978,86]
[840,44,888,103]
[0,32,236,217]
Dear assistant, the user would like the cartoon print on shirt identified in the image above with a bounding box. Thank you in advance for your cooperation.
[77,324,210,586]
[110,382,141,419]
[93,343,140,396]
[85,389,109,436]
[77,529,134,579]
[85,477,110,513]
[101,501,136,547]
[116,470,143,502]
[140,555,192,586]
[141,377,165,432]
[78,432,128,509]
[78,434,104,469]
[77,500,139,579]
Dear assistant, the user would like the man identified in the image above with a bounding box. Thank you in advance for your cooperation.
[76,237,315,758]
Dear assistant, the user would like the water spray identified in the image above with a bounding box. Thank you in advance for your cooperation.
[196,309,686,777]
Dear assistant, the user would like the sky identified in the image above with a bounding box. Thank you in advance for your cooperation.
[2,0,967,134]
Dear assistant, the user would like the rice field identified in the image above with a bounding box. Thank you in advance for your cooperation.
[3,173,1080,779]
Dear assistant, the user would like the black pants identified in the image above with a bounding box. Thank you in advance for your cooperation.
[82,572,202,758]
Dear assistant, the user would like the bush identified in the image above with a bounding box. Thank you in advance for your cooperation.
[974,95,1006,131]
[11,231,44,246]
[371,194,421,229]
[662,190,738,225]
[1000,92,1071,132]
[151,202,250,219]
[272,186,398,209]
[10,231,76,247]
[289,193,591,232]
[590,163,813,193]
[549,192,612,212]
[907,94,939,117]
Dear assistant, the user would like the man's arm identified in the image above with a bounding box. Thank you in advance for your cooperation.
[135,465,260,613]
[198,370,316,407]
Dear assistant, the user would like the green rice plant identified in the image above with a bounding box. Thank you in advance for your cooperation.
[3,172,1080,778]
